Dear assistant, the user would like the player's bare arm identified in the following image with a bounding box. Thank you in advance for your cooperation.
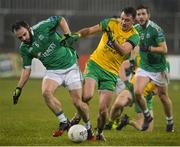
[113,41,133,55]
[118,60,131,82]
[150,41,167,54]
[12,68,31,104]
[18,68,31,88]
[78,24,102,38]
[59,17,71,34]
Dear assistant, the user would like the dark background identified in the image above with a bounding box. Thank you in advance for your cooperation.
[0,0,179,55]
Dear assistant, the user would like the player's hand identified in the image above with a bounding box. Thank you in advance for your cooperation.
[60,33,81,47]
[13,87,22,105]
[129,59,135,73]
[124,80,133,93]
[139,42,151,52]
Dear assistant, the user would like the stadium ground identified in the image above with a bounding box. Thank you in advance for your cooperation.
[0,78,180,146]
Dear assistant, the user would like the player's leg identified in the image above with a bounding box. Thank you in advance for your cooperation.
[131,96,154,131]
[83,77,97,103]
[70,60,98,126]
[66,63,96,140]
[150,69,174,132]
[42,78,62,113]
[42,77,69,137]
[134,68,153,131]
[96,90,113,141]
[156,85,174,132]
[105,89,131,130]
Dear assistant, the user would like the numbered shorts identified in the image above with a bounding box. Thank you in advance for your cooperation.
[84,60,117,91]
[43,64,83,90]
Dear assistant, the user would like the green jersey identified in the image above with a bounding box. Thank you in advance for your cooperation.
[19,16,77,70]
[135,20,167,72]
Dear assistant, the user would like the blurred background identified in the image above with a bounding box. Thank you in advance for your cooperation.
[0,0,180,78]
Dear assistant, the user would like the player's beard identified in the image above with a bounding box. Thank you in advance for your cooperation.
[24,29,33,44]
[140,19,148,28]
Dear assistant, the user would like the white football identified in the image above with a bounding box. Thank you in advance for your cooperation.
[68,124,88,143]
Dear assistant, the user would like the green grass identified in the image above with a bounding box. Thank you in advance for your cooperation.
[0,78,180,146]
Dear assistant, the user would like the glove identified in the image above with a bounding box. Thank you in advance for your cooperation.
[13,87,22,105]
[129,59,135,73]
[60,33,81,47]
[105,27,115,43]
[139,42,151,52]
[124,80,133,93]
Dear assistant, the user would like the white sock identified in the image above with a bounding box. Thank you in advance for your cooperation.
[166,116,173,125]
[56,112,67,123]
[143,109,150,117]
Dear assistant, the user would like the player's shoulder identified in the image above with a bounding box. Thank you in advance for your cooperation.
[148,20,163,32]
[109,18,120,25]
[32,16,61,30]
[131,25,139,35]
[134,23,141,29]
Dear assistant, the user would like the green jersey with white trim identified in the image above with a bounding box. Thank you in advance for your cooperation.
[135,20,167,72]
[19,16,77,70]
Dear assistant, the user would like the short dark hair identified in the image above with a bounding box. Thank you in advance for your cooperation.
[11,21,30,32]
[136,5,150,14]
[122,7,137,19]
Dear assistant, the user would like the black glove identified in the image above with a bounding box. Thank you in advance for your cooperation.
[60,33,81,47]
[13,87,22,105]
[139,42,151,52]
[129,59,135,73]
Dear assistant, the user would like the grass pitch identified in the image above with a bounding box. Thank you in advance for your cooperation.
[0,78,180,146]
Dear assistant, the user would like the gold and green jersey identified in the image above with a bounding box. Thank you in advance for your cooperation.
[90,18,139,75]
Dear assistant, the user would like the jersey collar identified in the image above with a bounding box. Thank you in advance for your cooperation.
[145,20,151,28]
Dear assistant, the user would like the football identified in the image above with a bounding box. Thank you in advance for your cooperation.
[68,124,88,143]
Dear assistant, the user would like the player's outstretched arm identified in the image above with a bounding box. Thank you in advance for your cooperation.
[59,17,71,34]
[78,24,102,38]
[13,68,31,105]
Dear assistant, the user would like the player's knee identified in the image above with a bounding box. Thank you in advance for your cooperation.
[82,95,92,103]
[73,99,81,109]
[42,89,53,100]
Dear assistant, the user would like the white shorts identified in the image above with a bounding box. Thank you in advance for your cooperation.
[115,74,132,94]
[43,64,83,90]
[115,78,126,94]
[135,67,169,86]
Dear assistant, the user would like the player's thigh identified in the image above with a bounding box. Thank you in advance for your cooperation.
[134,69,150,93]
[42,77,59,95]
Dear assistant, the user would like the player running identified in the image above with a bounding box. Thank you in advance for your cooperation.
[134,5,174,132]
[11,16,94,140]
[69,7,140,141]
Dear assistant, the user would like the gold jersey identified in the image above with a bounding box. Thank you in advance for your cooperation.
[90,18,139,75]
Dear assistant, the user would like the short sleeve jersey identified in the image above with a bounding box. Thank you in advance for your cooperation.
[19,16,77,70]
[90,18,139,75]
[134,20,167,72]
